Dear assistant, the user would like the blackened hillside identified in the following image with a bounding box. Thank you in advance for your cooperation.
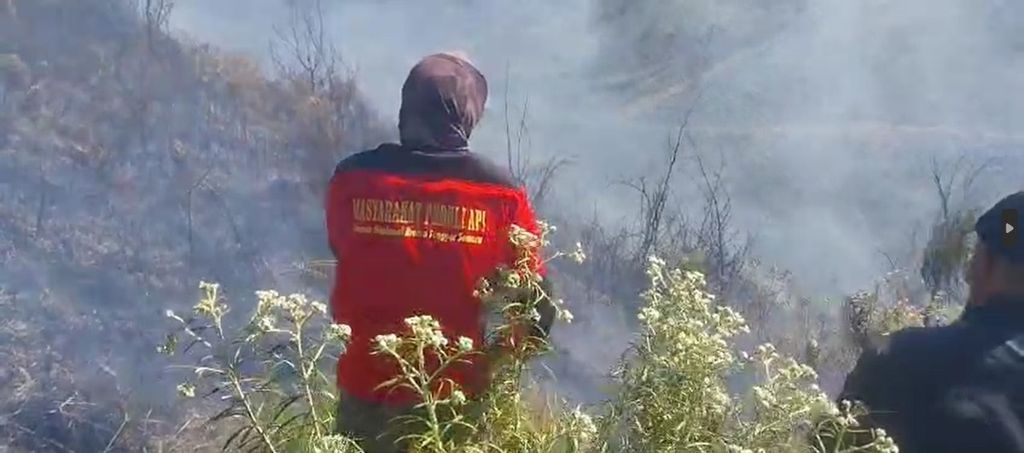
[0,1,386,450]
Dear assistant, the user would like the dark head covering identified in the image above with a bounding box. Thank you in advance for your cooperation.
[975,191,1024,264]
[398,52,488,151]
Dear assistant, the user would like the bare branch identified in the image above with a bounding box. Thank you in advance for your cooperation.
[921,152,990,301]
[502,69,570,209]
[138,0,174,54]
[930,157,951,220]
[270,0,338,95]
[633,91,703,264]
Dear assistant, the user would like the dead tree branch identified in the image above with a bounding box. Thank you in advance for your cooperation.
[921,154,992,300]
[502,68,571,208]
[186,167,212,266]
[694,150,748,294]
[630,92,703,264]
[142,0,173,54]
[271,0,338,95]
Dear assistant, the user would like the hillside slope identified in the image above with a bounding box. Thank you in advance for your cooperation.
[0,1,386,450]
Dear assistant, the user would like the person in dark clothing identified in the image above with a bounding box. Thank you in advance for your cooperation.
[839,191,1024,453]
[325,52,556,452]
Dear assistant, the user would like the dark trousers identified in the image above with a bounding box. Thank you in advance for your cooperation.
[334,391,484,453]
[334,391,415,453]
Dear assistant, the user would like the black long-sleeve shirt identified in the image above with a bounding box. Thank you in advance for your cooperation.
[839,295,1024,452]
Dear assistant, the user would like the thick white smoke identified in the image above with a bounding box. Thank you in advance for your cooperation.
[172,0,1022,298]
[169,0,1024,402]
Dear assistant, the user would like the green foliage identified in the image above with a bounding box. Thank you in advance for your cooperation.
[604,260,745,451]
[161,283,356,452]
[162,225,899,452]
[603,258,897,453]
[368,315,480,452]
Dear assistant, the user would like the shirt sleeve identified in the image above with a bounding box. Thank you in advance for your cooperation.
[837,331,909,446]
[840,348,884,405]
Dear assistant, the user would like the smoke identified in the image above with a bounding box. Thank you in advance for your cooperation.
[168,0,1024,402]
[171,0,1022,295]
[593,0,1024,295]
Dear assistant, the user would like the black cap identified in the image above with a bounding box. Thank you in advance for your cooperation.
[975,191,1023,264]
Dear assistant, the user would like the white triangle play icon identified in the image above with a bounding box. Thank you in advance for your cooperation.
[1008,223,1016,234]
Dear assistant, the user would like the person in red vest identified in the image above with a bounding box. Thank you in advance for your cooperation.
[325,52,555,451]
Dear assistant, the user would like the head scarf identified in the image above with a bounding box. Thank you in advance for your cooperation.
[398,52,488,151]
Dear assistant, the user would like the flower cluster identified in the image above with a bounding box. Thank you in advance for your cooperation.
[474,223,564,355]
[811,400,900,453]
[176,382,196,398]
[509,224,543,251]
[457,336,475,353]
[744,343,835,448]
[159,223,905,453]
[243,289,350,359]
[834,401,861,429]
[162,282,350,451]
[638,257,749,370]
[569,241,587,264]
[611,256,751,450]
[554,298,574,323]
[374,333,400,353]
[194,281,228,324]
[322,323,352,347]
[609,256,898,452]
[405,314,449,348]
[368,314,483,451]
[563,406,598,447]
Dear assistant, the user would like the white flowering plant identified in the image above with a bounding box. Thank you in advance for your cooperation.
[368,315,481,452]
[810,400,899,453]
[465,222,601,453]
[602,258,747,451]
[476,222,574,361]
[159,223,906,453]
[159,282,359,452]
[601,257,899,453]
[359,222,595,453]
